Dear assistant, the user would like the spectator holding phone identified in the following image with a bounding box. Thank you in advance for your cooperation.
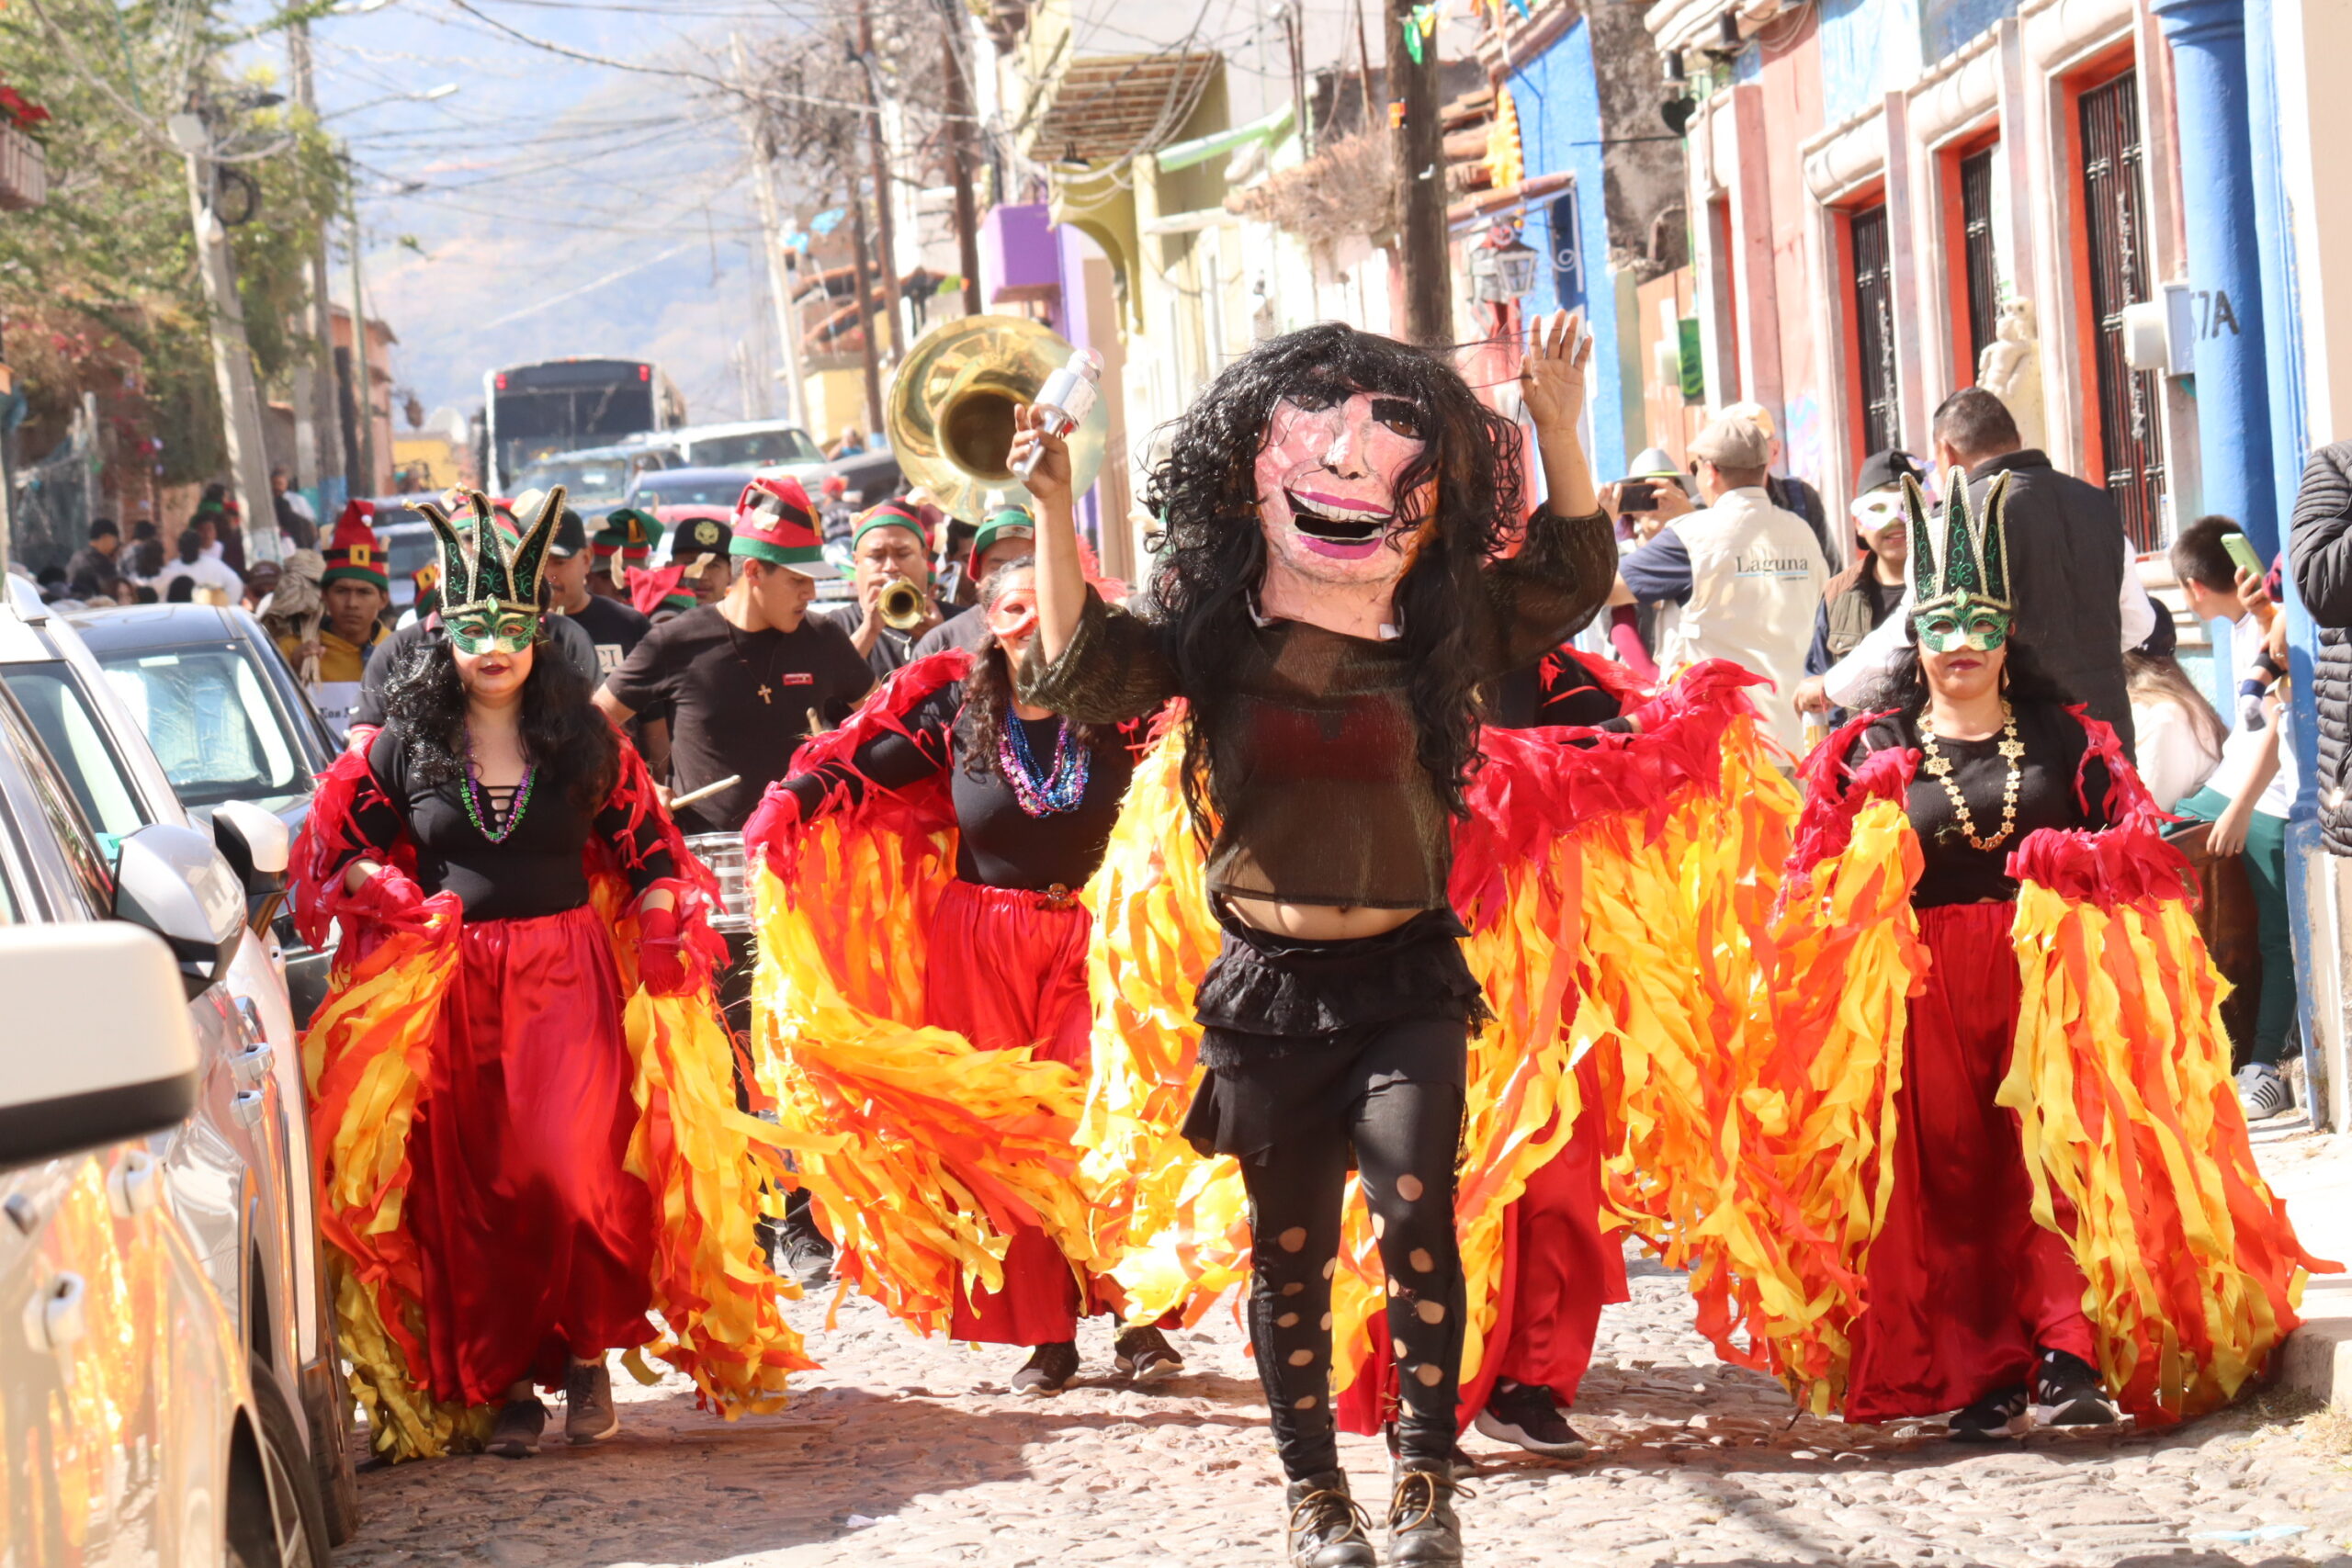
[2169,516,2299,1119]
[1595,448,1693,679]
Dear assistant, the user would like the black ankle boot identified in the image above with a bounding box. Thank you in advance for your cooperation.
[1385,1461,1466,1566]
[1283,1471,1374,1568]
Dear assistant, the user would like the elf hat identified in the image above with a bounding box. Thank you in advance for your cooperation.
[594,507,663,584]
[320,501,389,592]
[730,477,838,579]
[852,498,930,556]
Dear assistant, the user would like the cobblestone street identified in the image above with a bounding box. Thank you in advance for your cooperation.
[333,1250,2352,1568]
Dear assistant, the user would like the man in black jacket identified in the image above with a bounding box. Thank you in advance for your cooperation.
[2288,440,2352,853]
[1812,389,2155,750]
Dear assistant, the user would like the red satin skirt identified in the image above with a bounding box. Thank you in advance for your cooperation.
[407,903,657,1404]
[1338,1053,1624,1434]
[923,879,1097,1346]
[1844,900,2097,1422]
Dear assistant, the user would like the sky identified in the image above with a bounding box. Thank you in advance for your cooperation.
[248,0,798,427]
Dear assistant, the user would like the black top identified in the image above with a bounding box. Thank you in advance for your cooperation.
[910,603,994,661]
[780,682,1135,892]
[605,604,873,834]
[811,601,921,682]
[1965,451,2133,749]
[563,593,652,680]
[1852,701,2112,908]
[1487,650,1627,730]
[333,722,675,921]
[354,614,602,728]
[1021,509,1617,908]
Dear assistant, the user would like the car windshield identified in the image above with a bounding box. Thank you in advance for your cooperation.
[693,430,820,468]
[633,471,755,506]
[93,644,308,808]
[515,453,637,500]
[383,524,436,582]
[0,661,147,855]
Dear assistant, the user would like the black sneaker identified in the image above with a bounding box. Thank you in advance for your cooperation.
[2032,1348,2120,1427]
[1010,1340,1081,1397]
[1283,1471,1376,1568]
[1113,1324,1185,1383]
[1472,1378,1589,1457]
[484,1394,547,1459]
[1947,1383,2029,1443]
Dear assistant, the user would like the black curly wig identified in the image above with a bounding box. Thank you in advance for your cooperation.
[383,633,620,812]
[1141,322,1526,829]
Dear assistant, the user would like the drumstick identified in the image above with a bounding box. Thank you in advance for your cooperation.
[667,773,741,811]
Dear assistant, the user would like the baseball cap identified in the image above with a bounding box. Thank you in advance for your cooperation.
[1689,412,1772,469]
[970,506,1036,561]
[669,513,733,564]
[548,509,589,558]
[1853,449,1925,496]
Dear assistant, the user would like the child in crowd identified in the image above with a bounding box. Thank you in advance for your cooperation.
[2168,516,2299,1119]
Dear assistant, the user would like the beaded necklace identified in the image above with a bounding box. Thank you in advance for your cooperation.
[461,741,537,844]
[1919,701,2023,852]
[998,714,1090,817]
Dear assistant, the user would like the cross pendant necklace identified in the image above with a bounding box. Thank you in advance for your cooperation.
[758,682,774,705]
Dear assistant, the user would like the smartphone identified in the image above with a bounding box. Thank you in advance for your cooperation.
[1618,479,1657,512]
[2222,532,2267,580]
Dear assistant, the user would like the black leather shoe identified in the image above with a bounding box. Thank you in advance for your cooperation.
[1283,1471,1375,1568]
[1385,1462,1467,1565]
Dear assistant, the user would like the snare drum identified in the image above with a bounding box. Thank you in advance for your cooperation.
[684,831,753,935]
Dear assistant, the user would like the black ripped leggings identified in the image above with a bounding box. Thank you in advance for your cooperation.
[1242,1075,1467,1478]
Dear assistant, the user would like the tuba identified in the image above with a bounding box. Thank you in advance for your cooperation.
[885,314,1109,523]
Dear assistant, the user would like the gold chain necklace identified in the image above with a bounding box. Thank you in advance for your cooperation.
[1920,702,2025,852]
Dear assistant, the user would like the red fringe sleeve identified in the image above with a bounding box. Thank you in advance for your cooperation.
[745,647,973,880]
[2005,707,2197,911]
[290,745,416,952]
[1785,708,1917,882]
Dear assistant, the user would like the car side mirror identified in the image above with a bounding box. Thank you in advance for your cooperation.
[115,822,247,1000]
[212,800,289,892]
[0,924,198,1168]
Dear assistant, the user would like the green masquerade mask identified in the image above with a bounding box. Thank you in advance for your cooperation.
[416,487,565,658]
[1905,469,2014,654]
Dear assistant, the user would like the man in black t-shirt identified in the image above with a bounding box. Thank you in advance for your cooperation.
[545,509,652,677]
[594,477,872,836]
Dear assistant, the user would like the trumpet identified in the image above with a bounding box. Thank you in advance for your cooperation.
[878,578,930,632]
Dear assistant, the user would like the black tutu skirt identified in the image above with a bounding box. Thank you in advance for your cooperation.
[1179,904,1485,1164]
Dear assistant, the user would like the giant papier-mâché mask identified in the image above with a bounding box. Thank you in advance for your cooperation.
[1253,389,1432,592]
[416,486,566,656]
[1905,468,2015,654]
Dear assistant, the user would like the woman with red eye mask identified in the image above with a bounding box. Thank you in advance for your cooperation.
[748,560,1188,1394]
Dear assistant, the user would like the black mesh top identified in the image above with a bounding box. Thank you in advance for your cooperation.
[1018,509,1616,908]
[1851,701,2113,908]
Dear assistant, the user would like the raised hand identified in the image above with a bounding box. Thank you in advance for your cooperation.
[1519,309,1593,434]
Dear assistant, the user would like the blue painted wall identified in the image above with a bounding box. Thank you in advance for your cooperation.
[1509,17,1629,479]
[1918,0,2017,62]
[1820,0,1926,125]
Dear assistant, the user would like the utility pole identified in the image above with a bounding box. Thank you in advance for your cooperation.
[345,185,378,497]
[288,19,346,510]
[1388,0,1451,344]
[846,171,887,437]
[938,0,984,317]
[730,33,811,432]
[854,0,907,361]
[169,109,280,564]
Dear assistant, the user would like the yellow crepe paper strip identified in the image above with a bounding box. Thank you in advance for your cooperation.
[2004,881,2319,1422]
[750,819,1102,1337]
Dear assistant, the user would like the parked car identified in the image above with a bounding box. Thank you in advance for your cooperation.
[819,444,904,509]
[0,688,333,1567]
[628,418,824,485]
[0,582,357,1546]
[625,464,759,525]
[65,601,342,1025]
[511,442,680,513]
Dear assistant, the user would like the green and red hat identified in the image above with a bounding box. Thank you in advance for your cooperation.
[593,507,663,582]
[320,501,389,592]
[730,477,838,579]
[851,498,929,555]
